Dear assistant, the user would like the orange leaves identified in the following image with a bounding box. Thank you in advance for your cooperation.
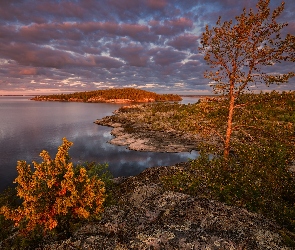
[73,207,90,219]
[0,138,106,235]
[199,0,294,96]
[58,188,67,196]
[199,0,294,159]
[48,218,58,230]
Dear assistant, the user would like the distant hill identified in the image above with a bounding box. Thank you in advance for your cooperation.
[31,88,182,103]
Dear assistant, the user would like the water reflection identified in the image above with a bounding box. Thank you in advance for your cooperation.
[0,97,199,192]
[180,96,200,105]
[68,125,198,178]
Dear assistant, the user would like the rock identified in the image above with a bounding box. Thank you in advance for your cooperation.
[38,166,289,249]
[95,118,201,153]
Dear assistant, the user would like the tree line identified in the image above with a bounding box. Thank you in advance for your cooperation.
[31,88,182,102]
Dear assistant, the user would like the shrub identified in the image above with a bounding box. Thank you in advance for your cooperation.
[162,142,295,231]
[0,138,106,236]
[0,187,18,242]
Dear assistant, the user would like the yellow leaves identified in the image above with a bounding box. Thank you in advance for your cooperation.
[39,150,51,163]
[74,207,90,218]
[76,167,87,183]
[0,138,106,235]
[47,177,57,188]
[0,206,23,228]
[63,163,75,179]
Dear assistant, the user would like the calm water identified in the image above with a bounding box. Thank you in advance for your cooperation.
[0,96,199,192]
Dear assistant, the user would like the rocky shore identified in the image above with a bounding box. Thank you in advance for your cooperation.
[95,105,203,153]
[38,164,289,249]
[97,121,201,153]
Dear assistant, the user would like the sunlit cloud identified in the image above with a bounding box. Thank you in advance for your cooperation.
[0,0,293,95]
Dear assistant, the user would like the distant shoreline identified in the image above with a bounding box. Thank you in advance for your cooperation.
[180,94,219,98]
[0,95,35,96]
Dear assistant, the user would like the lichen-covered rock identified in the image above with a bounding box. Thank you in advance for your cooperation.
[95,117,201,153]
[38,166,289,250]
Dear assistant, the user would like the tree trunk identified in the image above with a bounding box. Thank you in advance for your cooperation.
[224,81,235,160]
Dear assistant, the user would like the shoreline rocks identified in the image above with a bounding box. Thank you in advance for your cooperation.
[38,165,289,249]
[95,117,202,153]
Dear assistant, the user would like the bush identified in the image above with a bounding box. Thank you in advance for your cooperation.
[0,187,18,242]
[162,142,295,231]
[0,138,106,236]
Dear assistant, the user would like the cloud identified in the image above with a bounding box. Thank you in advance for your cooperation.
[19,68,38,75]
[150,17,193,36]
[150,47,186,66]
[167,33,199,52]
[0,0,293,94]
[109,44,149,67]
[94,55,124,68]
[145,0,167,9]
[0,42,97,69]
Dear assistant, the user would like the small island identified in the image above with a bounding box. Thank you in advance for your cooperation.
[31,88,182,103]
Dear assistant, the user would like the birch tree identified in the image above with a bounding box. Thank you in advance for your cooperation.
[199,0,295,159]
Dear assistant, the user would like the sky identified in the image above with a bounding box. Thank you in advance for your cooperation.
[0,0,294,95]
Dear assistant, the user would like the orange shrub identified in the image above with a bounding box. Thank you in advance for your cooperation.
[0,138,105,234]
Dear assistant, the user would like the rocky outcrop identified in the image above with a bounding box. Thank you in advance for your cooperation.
[95,118,202,153]
[38,165,289,249]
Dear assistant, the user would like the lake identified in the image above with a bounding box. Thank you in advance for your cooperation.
[0,96,199,192]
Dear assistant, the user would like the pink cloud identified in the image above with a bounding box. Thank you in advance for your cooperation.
[146,0,167,9]
[167,34,199,51]
[0,43,97,69]
[19,68,37,75]
[166,17,193,29]
[120,23,149,36]
[0,0,293,94]
[77,22,119,34]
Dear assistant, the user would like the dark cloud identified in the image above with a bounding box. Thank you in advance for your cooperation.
[167,34,199,52]
[0,0,294,94]
[109,44,149,67]
[150,17,193,36]
[150,47,186,66]
[0,42,97,68]
[94,55,124,68]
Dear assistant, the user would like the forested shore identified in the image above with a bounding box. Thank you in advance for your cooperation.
[31,88,182,103]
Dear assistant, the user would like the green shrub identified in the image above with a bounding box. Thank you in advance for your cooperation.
[162,143,295,230]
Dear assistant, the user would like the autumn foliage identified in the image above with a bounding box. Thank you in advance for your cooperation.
[199,0,295,159]
[0,138,106,235]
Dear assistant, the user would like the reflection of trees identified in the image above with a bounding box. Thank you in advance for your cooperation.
[32,88,182,102]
